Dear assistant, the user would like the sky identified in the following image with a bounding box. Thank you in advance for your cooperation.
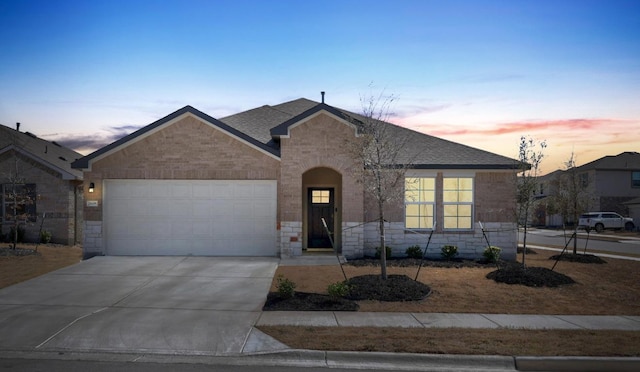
[1,0,639,175]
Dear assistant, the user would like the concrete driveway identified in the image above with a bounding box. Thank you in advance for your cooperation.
[0,256,282,356]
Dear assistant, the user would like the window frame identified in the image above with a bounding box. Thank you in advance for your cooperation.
[1,183,37,223]
[442,176,474,231]
[404,176,436,230]
[632,171,640,188]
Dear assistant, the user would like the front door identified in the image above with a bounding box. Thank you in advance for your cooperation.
[307,188,334,248]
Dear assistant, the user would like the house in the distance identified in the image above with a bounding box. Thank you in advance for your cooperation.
[537,152,640,226]
[72,97,521,260]
[0,123,84,245]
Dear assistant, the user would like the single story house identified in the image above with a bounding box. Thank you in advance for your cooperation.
[0,123,83,245]
[72,97,520,260]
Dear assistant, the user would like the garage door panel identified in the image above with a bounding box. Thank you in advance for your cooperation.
[150,183,172,197]
[193,201,213,218]
[192,221,213,236]
[149,221,172,236]
[192,184,211,198]
[104,180,276,256]
[171,184,192,198]
[211,184,233,198]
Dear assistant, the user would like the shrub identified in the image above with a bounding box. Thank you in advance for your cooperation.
[275,275,296,299]
[40,230,52,244]
[483,246,501,263]
[441,245,459,260]
[405,245,423,259]
[375,246,392,259]
[327,281,351,299]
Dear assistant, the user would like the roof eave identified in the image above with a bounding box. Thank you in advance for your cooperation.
[409,164,523,170]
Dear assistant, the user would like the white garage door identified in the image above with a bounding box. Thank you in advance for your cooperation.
[103,180,277,256]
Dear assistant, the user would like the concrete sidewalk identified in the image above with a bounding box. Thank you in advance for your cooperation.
[255,311,640,331]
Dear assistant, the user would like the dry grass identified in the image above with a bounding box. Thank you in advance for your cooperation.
[272,249,640,315]
[0,244,82,289]
[258,326,640,356]
[265,249,640,356]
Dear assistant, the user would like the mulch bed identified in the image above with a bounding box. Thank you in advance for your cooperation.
[347,274,431,301]
[263,273,432,311]
[0,247,40,257]
[486,262,575,287]
[347,257,495,268]
[549,253,607,264]
[263,292,359,311]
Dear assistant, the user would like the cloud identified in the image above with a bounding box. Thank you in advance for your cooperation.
[42,124,144,154]
[419,118,632,137]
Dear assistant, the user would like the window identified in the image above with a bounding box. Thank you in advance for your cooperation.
[632,172,640,188]
[311,190,330,204]
[1,184,37,222]
[405,177,435,229]
[443,177,473,229]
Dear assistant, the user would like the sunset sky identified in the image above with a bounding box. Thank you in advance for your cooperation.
[1,0,638,175]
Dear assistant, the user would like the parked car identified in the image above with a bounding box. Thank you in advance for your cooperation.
[578,212,635,233]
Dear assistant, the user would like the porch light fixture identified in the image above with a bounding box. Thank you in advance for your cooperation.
[88,182,95,193]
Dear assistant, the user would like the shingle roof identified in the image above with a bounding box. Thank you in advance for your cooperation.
[223,98,519,169]
[577,152,640,171]
[73,97,521,170]
[0,124,83,180]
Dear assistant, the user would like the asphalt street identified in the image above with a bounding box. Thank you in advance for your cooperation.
[519,228,640,256]
[0,358,425,372]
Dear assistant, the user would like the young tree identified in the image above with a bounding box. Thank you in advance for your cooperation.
[347,92,414,280]
[1,124,35,249]
[552,152,591,254]
[516,136,546,268]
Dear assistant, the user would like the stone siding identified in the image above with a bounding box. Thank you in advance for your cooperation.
[364,221,517,261]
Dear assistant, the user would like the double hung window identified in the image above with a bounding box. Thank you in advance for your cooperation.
[404,177,435,229]
[443,177,473,229]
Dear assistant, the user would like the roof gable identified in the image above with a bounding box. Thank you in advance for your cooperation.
[72,106,280,170]
[0,124,83,180]
[270,103,358,138]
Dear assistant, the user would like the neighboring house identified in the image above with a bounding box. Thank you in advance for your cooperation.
[0,124,84,245]
[72,98,520,260]
[623,198,640,228]
[538,152,640,226]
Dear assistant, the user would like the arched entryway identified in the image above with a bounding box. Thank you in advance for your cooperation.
[302,167,342,253]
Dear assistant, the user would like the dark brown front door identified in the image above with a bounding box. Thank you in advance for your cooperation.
[307,188,334,248]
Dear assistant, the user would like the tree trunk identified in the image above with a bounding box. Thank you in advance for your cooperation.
[522,222,527,268]
[378,199,387,280]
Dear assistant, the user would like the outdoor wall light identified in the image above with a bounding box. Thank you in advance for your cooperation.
[89,182,95,193]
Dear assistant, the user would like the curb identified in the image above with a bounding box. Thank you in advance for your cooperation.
[2,348,640,371]
[515,356,640,372]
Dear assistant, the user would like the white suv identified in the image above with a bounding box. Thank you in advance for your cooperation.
[578,212,635,233]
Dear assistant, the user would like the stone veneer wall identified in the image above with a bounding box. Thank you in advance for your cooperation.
[280,220,365,258]
[280,221,302,256]
[341,222,364,258]
[363,221,517,261]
